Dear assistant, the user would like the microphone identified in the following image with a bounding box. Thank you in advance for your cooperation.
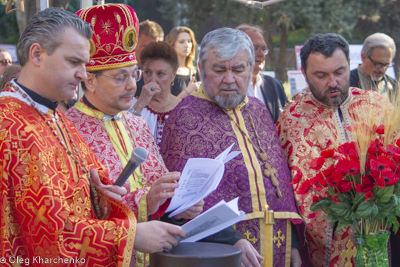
[114,146,148,186]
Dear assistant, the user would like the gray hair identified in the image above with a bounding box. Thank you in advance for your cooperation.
[361,33,396,60]
[17,7,92,66]
[198,28,255,68]
[236,24,264,36]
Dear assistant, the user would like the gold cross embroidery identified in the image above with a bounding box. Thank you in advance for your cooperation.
[67,231,104,260]
[273,229,285,248]
[341,240,357,267]
[244,230,258,244]
[32,205,48,226]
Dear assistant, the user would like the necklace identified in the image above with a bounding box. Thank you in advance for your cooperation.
[148,95,178,125]
[225,105,282,198]
[87,106,147,186]
[10,84,103,218]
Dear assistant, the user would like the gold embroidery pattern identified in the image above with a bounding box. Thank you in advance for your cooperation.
[341,240,357,267]
[277,87,390,266]
[273,229,285,248]
[244,230,258,244]
[0,90,136,267]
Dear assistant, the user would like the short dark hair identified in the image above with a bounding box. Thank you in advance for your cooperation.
[81,71,102,91]
[17,7,92,66]
[300,33,349,71]
[140,41,179,72]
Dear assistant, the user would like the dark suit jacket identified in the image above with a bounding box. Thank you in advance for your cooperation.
[258,74,288,124]
[350,68,396,92]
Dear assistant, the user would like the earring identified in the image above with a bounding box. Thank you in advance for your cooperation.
[171,81,175,86]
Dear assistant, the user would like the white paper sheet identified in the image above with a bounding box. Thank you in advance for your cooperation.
[166,143,242,217]
[179,197,247,242]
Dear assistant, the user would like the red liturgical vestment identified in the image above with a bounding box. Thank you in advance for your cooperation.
[0,83,136,267]
[277,87,390,267]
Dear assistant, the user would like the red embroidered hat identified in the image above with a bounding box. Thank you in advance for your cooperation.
[76,4,139,71]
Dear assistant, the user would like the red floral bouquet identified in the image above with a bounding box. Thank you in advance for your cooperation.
[293,124,400,235]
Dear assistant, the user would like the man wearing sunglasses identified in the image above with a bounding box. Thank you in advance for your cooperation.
[350,33,397,99]
[236,24,288,124]
[0,48,12,75]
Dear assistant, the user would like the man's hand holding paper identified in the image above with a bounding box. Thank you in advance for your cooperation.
[174,200,205,220]
[165,143,241,217]
[147,172,180,215]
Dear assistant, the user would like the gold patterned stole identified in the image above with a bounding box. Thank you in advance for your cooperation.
[74,101,144,192]
[74,100,150,267]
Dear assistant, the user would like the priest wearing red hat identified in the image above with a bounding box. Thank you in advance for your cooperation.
[0,6,186,267]
[66,4,203,266]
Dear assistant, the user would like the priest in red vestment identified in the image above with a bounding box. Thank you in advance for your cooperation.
[66,5,203,266]
[160,28,302,267]
[277,33,391,266]
[0,6,184,267]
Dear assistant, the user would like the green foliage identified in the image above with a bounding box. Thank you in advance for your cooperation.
[310,184,400,235]
[373,185,394,204]
[0,3,19,45]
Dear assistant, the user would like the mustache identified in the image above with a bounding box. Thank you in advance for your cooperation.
[218,85,240,91]
[120,93,135,98]
[325,86,342,93]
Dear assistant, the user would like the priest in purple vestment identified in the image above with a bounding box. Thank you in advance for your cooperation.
[160,28,303,267]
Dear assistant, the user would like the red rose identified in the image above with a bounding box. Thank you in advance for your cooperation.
[356,176,374,193]
[309,157,325,170]
[376,125,385,134]
[365,191,374,201]
[336,158,360,175]
[313,172,328,187]
[312,194,321,203]
[290,172,303,186]
[337,180,353,193]
[382,144,400,157]
[370,156,396,172]
[327,171,343,187]
[296,179,312,194]
[375,177,385,188]
[321,149,335,158]
[368,141,378,154]
[396,139,400,147]
[381,170,399,186]
[338,142,358,157]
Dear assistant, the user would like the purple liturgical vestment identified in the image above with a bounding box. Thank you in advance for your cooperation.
[160,88,301,267]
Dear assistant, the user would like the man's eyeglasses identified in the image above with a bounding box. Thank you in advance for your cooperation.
[98,69,142,85]
[254,46,269,55]
[368,56,393,69]
[0,60,12,67]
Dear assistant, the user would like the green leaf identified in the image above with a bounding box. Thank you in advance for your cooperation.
[371,203,379,217]
[329,202,351,217]
[355,201,374,218]
[351,192,367,214]
[310,199,332,212]
[327,187,336,197]
[336,219,353,231]
[373,185,394,204]
[390,216,400,234]
[338,193,351,203]
[394,182,400,192]
[375,204,393,220]
[353,192,366,206]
